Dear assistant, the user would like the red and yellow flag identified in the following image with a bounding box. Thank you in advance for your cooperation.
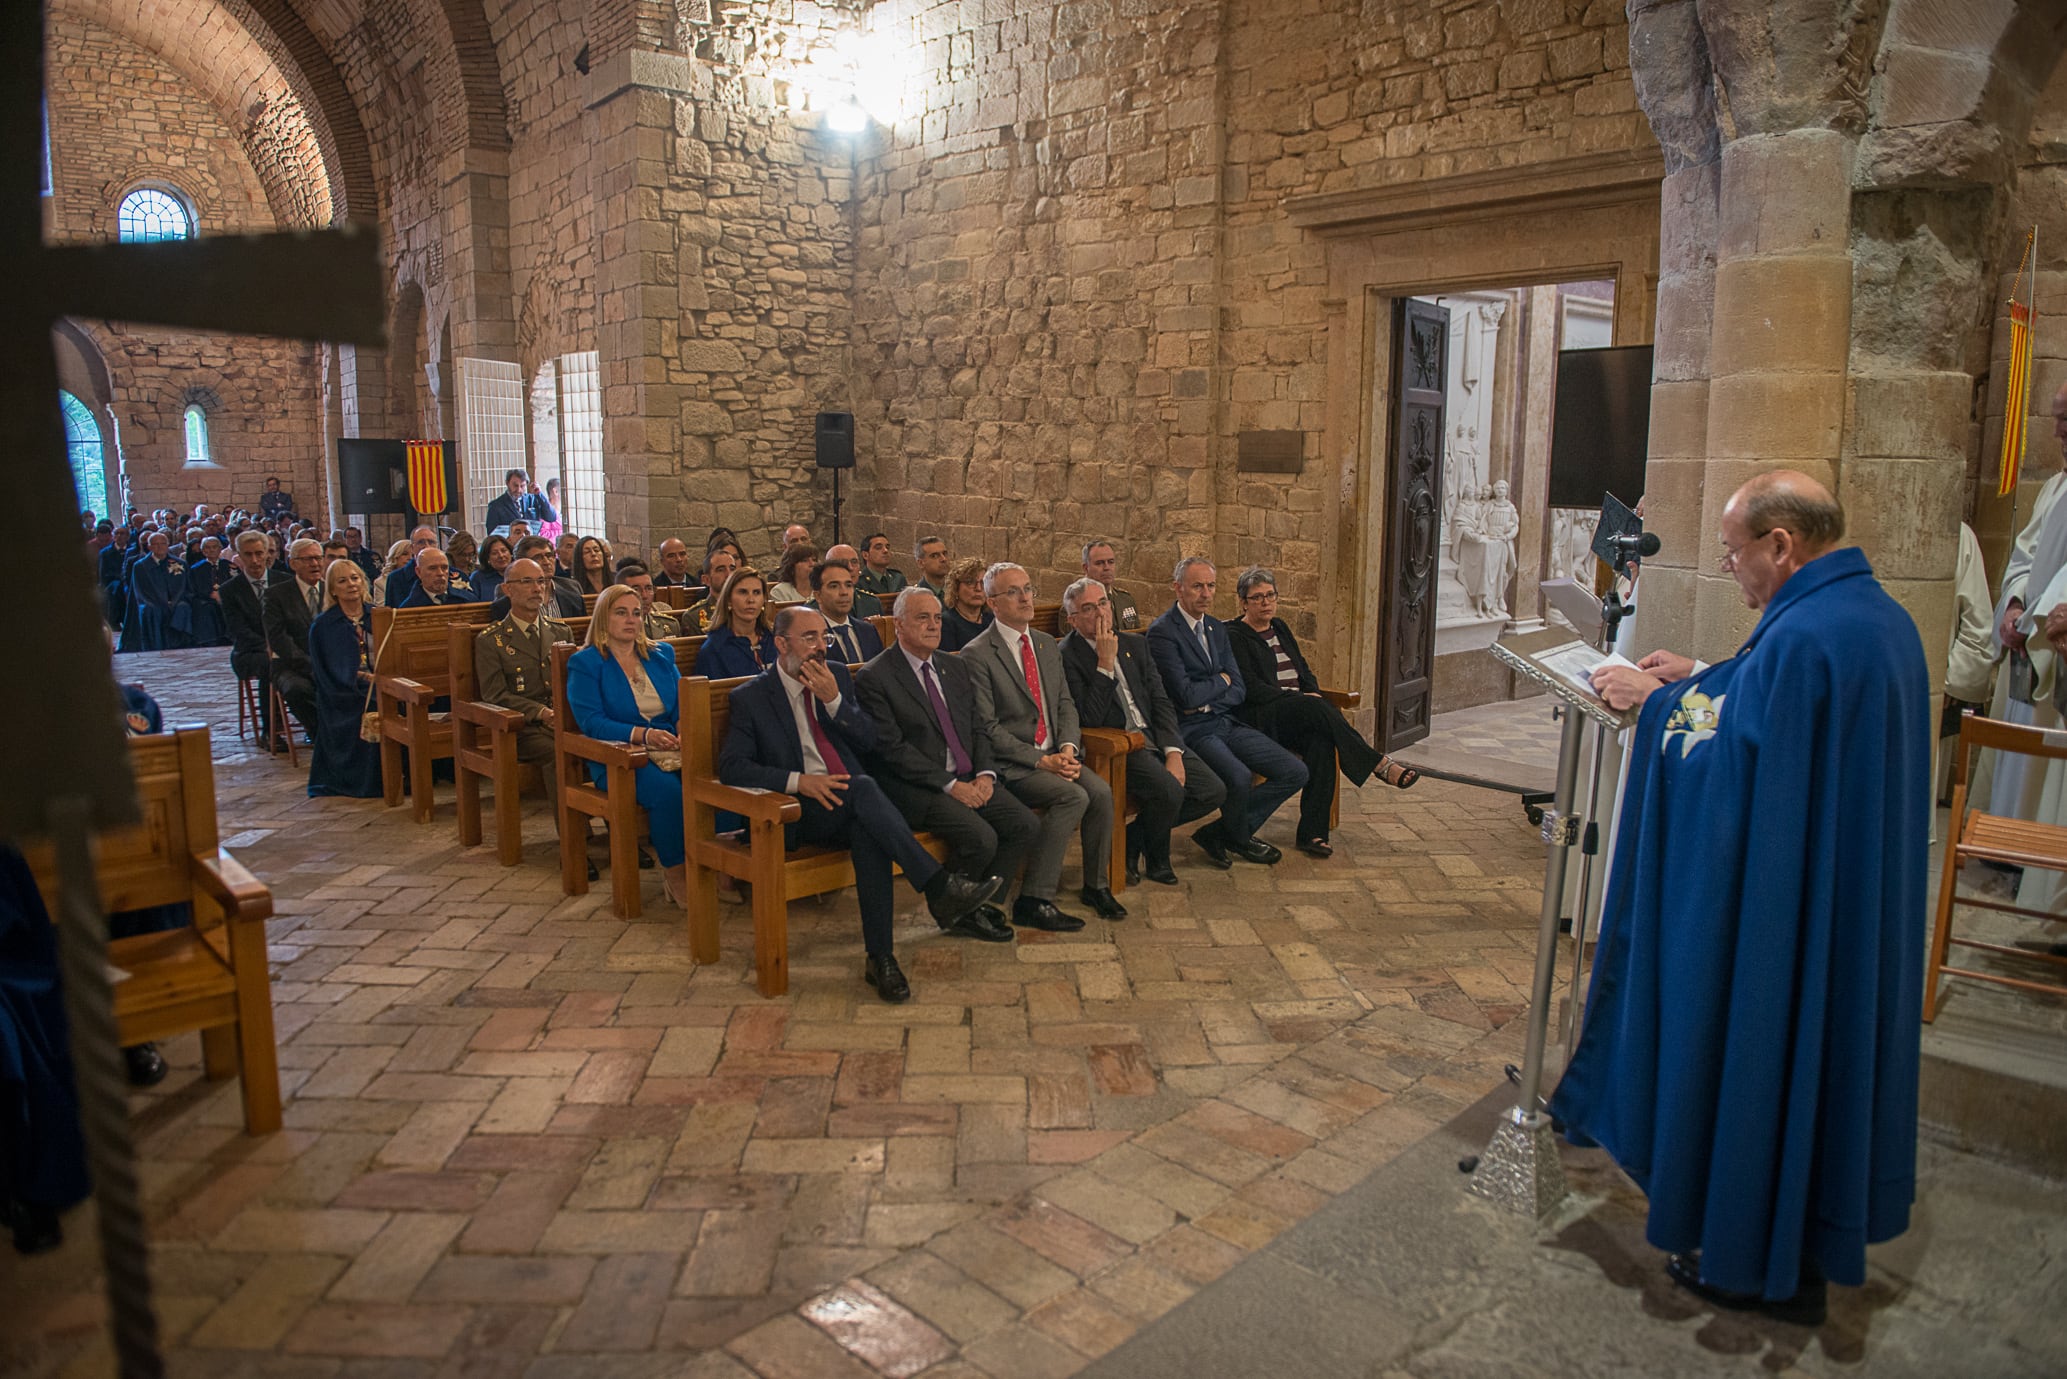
[405,440,448,515]
[1998,231,2038,498]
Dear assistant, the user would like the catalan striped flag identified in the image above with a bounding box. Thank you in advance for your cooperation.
[405,439,448,515]
[1998,231,2038,498]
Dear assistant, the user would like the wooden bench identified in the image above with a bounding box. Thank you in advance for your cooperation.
[372,604,494,821]
[448,621,529,866]
[657,585,707,611]
[23,726,280,1134]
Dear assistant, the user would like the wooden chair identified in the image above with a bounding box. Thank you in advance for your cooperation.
[681,675,952,997]
[551,639,654,917]
[372,604,494,822]
[1926,712,2067,1019]
[266,682,300,765]
[447,622,529,866]
[235,675,262,744]
[23,727,280,1134]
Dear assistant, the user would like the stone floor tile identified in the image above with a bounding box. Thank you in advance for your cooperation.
[991,1199,1134,1279]
[1034,1171,1177,1245]
[927,1224,1080,1312]
[554,1252,682,1352]
[864,1249,1020,1345]
[280,1302,471,1358]
[960,1321,1087,1379]
[801,1279,957,1378]
[455,1169,581,1254]
[726,1313,882,1379]
[1024,1287,1139,1359]
[186,1253,343,1350]
[678,1209,785,1297]
[327,1211,467,1303]
[212,1207,390,1254]
[415,1254,595,1304]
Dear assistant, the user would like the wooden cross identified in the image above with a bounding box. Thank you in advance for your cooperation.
[1,2,385,838]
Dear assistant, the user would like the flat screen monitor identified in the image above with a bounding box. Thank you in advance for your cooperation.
[1547,344,1653,510]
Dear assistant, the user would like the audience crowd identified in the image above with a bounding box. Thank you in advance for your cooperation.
[89,469,1420,1004]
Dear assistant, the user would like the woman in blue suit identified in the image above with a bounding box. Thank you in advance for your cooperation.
[566,584,687,906]
[307,560,384,798]
[693,567,776,678]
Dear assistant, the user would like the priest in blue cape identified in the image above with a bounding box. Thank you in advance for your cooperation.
[1552,471,1929,1327]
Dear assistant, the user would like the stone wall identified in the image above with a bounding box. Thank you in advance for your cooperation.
[45,15,326,518]
[849,0,1652,635]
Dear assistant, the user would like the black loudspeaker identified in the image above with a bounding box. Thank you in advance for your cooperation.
[815,411,855,469]
[337,439,411,515]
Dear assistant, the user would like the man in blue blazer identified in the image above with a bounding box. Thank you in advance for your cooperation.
[1146,556,1307,866]
[807,559,885,663]
[718,607,1002,1002]
[484,469,559,532]
[397,547,481,607]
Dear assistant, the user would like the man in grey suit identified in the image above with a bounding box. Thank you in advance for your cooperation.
[961,562,1121,926]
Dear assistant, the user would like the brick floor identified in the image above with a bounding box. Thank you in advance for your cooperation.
[4,647,1559,1375]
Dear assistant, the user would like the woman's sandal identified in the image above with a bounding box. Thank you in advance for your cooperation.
[1377,757,1420,790]
[1297,838,1333,858]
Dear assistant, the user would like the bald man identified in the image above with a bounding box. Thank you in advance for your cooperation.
[1556,470,1928,1327]
[654,537,696,587]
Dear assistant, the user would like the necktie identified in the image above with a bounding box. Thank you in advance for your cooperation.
[307,582,321,617]
[834,625,856,663]
[1196,618,1210,659]
[1018,632,1048,748]
[804,688,847,775]
[922,661,973,777]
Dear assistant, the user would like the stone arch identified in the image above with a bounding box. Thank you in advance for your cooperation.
[51,0,376,226]
[391,282,428,438]
[430,0,512,153]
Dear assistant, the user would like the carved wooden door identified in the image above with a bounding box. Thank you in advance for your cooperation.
[1376,299,1446,752]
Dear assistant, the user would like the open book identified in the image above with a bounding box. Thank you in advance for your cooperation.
[1490,639,1640,731]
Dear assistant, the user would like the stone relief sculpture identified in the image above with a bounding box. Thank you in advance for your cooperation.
[1480,479,1519,620]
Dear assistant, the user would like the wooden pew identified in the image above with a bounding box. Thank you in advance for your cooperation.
[371,603,494,822]
[448,621,528,866]
[657,585,707,611]
[23,726,280,1134]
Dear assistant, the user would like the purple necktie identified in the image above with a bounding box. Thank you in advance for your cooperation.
[922,661,973,777]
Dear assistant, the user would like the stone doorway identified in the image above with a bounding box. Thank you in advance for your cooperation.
[1404,279,1617,713]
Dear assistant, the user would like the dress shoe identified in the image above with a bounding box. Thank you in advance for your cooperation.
[1665,1252,1826,1327]
[864,953,912,1003]
[1143,861,1180,886]
[1079,887,1128,920]
[4,1202,62,1255]
[941,904,1015,943]
[1191,824,1233,870]
[1226,836,1281,865]
[586,859,600,883]
[123,1042,168,1088]
[1125,852,1142,887]
[1012,897,1086,932]
[925,871,1003,927]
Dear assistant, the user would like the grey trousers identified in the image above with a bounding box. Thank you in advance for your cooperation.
[1002,764,1114,898]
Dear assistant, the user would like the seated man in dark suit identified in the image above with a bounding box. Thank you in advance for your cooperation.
[380,525,442,610]
[654,537,698,588]
[398,547,480,607]
[717,607,1001,1002]
[221,531,280,743]
[262,537,327,734]
[822,545,883,616]
[807,557,884,663]
[854,589,1030,944]
[1146,556,1306,867]
[484,469,558,532]
[1059,577,1226,885]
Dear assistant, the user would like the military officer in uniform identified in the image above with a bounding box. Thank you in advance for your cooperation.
[473,558,584,872]
[615,558,682,640]
[679,545,740,635]
[1082,539,1143,632]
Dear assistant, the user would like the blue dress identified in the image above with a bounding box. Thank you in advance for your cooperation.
[307,606,383,798]
[694,625,775,678]
[565,641,686,867]
[1550,548,1929,1300]
[130,555,184,651]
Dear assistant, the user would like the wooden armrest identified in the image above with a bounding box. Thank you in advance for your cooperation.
[1319,688,1359,710]
[190,848,273,924]
[453,699,524,731]
[561,731,648,771]
[689,777,804,824]
[1081,727,1146,765]
[379,674,435,706]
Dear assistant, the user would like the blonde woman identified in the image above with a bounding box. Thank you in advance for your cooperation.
[564,585,687,904]
[370,539,414,606]
[308,559,381,798]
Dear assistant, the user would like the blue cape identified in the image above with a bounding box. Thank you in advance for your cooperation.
[1550,546,1928,1298]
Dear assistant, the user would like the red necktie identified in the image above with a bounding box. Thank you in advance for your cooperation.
[804,687,847,775]
[1019,633,1048,748]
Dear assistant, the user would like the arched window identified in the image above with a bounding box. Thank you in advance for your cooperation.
[183,403,213,467]
[60,391,106,514]
[117,186,192,243]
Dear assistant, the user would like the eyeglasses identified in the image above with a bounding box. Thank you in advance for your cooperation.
[1243,589,1278,603]
[993,584,1035,600]
[1718,529,1778,572]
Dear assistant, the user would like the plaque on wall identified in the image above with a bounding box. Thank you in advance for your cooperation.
[1236,430,1304,474]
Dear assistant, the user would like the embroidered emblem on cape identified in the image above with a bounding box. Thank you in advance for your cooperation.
[1661,687,1726,759]
[125,712,152,735]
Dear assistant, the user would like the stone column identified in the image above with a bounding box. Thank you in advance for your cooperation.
[1511,284,1559,630]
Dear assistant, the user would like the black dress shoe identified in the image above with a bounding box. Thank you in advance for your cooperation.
[942,905,1015,943]
[1079,887,1128,920]
[1191,824,1233,870]
[1226,836,1281,865]
[1125,852,1142,887]
[1143,862,1180,886]
[864,953,912,1003]
[587,859,600,883]
[926,871,1003,926]
[1012,897,1086,932]
[1665,1253,1827,1327]
[5,1202,62,1255]
[123,1043,168,1088]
